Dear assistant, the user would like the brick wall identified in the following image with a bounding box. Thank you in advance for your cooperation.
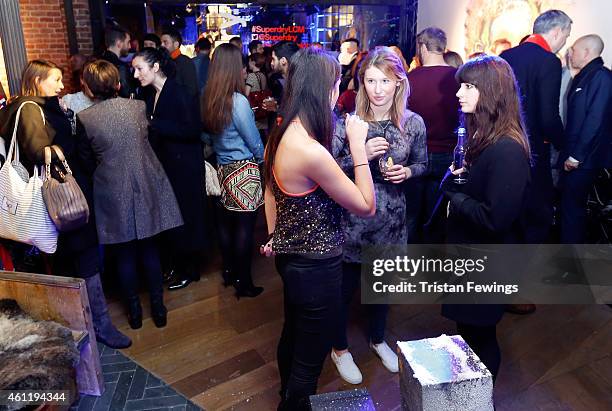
[17,0,94,93]
[19,0,74,91]
[73,0,94,56]
[0,38,9,96]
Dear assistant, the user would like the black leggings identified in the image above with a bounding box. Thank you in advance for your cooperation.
[215,203,258,285]
[333,262,388,350]
[275,254,342,411]
[456,323,500,382]
[111,237,163,300]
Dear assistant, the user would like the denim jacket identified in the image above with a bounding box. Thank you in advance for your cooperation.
[202,93,264,165]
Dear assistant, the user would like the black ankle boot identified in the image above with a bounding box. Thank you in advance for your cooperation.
[150,295,167,328]
[234,279,264,299]
[222,269,234,288]
[127,297,142,330]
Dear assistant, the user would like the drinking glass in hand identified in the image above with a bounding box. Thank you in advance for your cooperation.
[379,153,394,176]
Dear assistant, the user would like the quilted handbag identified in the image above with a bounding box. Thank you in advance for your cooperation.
[42,145,89,231]
[0,102,58,253]
[204,160,221,196]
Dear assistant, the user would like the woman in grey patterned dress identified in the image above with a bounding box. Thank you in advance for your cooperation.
[331,47,427,384]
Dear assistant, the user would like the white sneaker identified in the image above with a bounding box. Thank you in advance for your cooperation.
[331,350,363,384]
[371,341,399,373]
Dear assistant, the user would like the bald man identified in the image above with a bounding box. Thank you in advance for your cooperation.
[560,34,612,243]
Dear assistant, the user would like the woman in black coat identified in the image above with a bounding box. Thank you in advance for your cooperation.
[132,48,207,290]
[0,59,130,348]
[440,56,531,382]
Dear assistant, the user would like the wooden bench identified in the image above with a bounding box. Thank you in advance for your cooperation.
[0,271,104,396]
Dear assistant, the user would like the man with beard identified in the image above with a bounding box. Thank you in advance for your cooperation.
[161,28,199,98]
[101,26,134,98]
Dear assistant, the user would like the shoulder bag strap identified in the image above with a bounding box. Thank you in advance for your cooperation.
[6,101,46,165]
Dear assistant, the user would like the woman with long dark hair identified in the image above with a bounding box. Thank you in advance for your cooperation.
[330,47,427,384]
[262,47,376,410]
[441,55,531,381]
[202,43,265,298]
[132,47,206,291]
[0,60,130,348]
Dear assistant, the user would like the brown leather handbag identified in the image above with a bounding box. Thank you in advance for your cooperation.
[42,145,89,232]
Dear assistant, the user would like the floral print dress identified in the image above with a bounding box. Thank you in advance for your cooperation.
[332,110,427,263]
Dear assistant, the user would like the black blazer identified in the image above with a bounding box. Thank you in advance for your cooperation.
[101,50,135,98]
[501,43,565,161]
[443,137,530,326]
[173,54,199,98]
[562,57,612,169]
[446,138,530,244]
[145,78,207,251]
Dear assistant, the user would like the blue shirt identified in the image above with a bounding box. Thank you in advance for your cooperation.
[202,93,264,165]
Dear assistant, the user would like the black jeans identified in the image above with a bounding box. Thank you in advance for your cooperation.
[456,323,500,382]
[111,237,163,300]
[215,203,258,286]
[276,254,342,411]
[333,262,388,350]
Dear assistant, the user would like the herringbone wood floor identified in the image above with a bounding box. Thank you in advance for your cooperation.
[105,221,612,411]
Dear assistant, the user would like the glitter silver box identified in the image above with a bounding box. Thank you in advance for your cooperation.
[309,388,376,411]
[398,334,493,411]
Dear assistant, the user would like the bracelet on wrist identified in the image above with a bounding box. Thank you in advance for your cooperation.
[354,163,369,168]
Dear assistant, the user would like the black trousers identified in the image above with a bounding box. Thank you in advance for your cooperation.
[111,237,163,300]
[560,168,598,244]
[456,323,500,382]
[333,262,388,350]
[215,203,258,285]
[523,154,554,243]
[405,152,453,244]
[275,254,342,411]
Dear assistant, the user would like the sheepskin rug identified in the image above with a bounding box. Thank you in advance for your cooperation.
[0,299,79,410]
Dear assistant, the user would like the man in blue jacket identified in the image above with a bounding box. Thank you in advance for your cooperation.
[560,34,611,243]
[501,10,572,245]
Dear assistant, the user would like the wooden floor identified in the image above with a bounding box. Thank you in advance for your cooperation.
[106,227,612,410]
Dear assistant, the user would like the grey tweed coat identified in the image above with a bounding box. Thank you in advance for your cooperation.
[76,98,183,245]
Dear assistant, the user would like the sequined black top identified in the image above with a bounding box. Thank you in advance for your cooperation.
[271,171,344,258]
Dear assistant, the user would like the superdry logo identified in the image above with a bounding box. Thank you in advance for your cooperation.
[1,196,18,215]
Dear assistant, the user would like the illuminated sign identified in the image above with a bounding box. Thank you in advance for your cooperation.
[251,25,306,43]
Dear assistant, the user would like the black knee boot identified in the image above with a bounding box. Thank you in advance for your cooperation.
[85,274,132,348]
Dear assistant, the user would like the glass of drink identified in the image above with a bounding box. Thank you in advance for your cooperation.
[379,153,394,175]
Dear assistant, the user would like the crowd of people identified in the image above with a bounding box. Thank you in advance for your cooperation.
[0,7,610,410]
